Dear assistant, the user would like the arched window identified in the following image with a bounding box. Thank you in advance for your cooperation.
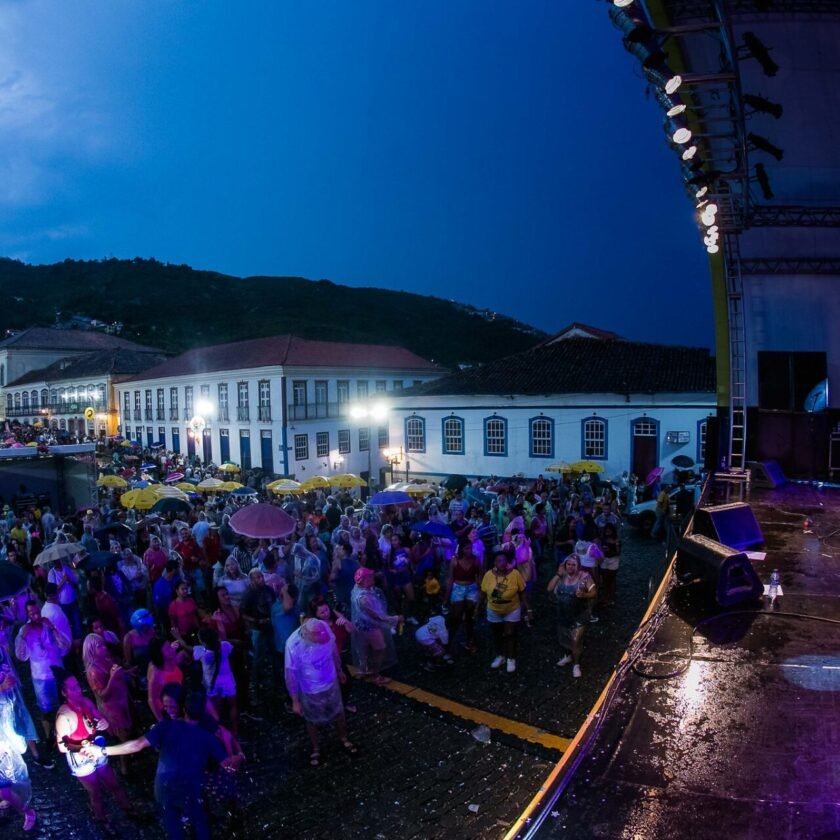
[405,416,426,452]
[41,389,49,408]
[484,416,507,457]
[13,393,20,409]
[21,392,29,410]
[529,417,554,458]
[582,417,607,460]
[31,390,38,410]
[5,394,12,413]
[441,416,464,455]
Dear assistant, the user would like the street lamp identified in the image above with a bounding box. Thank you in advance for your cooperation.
[333,456,344,472]
[382,446,404,484]
[349,401,388,493]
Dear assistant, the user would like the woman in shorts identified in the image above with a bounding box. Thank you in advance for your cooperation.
[444,539,481,654]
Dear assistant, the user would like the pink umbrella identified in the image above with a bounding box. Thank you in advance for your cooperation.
[229,503,295,539]
[165,472,185,483]
[11,442,24,448]
[645,466,664,486]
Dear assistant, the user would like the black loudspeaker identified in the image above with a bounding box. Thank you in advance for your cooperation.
[747,460,787,489]
[678,534,764,607]
[704,414,721,472]
[692,502,763,550]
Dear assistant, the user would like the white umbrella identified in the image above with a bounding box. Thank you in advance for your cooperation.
[34,542,84,567]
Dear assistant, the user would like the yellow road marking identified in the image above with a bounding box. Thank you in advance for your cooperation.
[350,667,571,753]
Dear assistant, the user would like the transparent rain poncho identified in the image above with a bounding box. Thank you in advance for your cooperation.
[292,542,322,611]
[349,584,397,674]
[283,620,344,725]
[0,663,32,802]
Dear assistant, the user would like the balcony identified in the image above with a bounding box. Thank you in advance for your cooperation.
[286,401,350,421]
[144,409,153,421]
[184,409,192,421]
[218,409,229,423]
[169,408,179,421]
[237,406,250,422]
[156,409,165,421]
[258,406,272,423]
[7,400,107,418]
[133,410,143,421]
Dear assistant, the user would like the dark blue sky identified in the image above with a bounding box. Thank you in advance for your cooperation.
[0,0,713,348]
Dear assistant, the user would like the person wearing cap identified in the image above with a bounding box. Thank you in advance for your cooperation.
[284,618,355,766]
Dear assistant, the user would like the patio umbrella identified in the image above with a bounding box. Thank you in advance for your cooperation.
[570,461,606,474]
[220,481,244,491]
[671,455,695,468]
[180,476,198,485]
[645,466,664,487]
[196,477,226,492]
[175,482,197,492]
[78,551,121,571]
[218,462,240,473]
[94,523,134,541]
[0,562,30,599]
[545,462,572,473]
[130,480,150,489]
[165,472,185,483]
[119,440,134,448]
[96,474,128,488]
[150,497,192,515]
[410,521,456,540]
[267,479,302,494]
[34,542,84,567]
[329,473,367,489]
[230,487,258,497]
[152,486,189,499]
[128,487,166,511]
[369,490,412,506]
[299,475,331,491]
[402,484,436,497]
[441,474,469,491]
[229,503,295,539]
[141,463,157,471]
[120,489,140,508]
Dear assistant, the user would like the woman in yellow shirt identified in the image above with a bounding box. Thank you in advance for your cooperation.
[479,551,527,674]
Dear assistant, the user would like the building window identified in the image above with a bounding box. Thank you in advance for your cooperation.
[21,392,28,411]
[697,419,708,464]
[405,417,426,452]
[158,426,165,444]
[316,431,329,458]
[145,390,152,419]
[218,384,229,422]
[294,433,309,461]
[378,426,389,449]
[484,417,507,456]
[359,427,369,451]
[582,417,607,460]
[124,392,131,416]
[258,380,271,422]
[633,419,657,437]
[41,389,49,408]
[156,389,165,420]
[97,384,106,405]
[237,382,249,421]
[375,380,387,393]
[314,380,328,408]
[529,417,554,458]
[169,387,179,420]
[134,391,141,414]
[185,386,193,416]
[292,380,306,406]
[393,380,404,391]
[338,429,351,454]
[357,381,368,399]
[442,417,464,455]
[31,390,38,410]
[336,381,350,406]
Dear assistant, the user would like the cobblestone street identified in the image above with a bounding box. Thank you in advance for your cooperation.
[2,527,667,840]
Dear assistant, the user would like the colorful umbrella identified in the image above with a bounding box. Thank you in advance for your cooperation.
[645,466,664,487]
[267,479,302,494]
[410,521,455,540]
[150,497,192,515]
[229,503,295,539]
[369,490,412,506]
[96,474,128,488]
[197,477,226,492]
[34,542,84,567]
[569,461,606,474]
[545,462,572,473]
[671,455,695,468]
[299,475,331,492]
[78,551,121,571]
[220,481,244,491]
[217,462,240,473]
[175,482,198,492]
[402,484,436,497]
[165,472,185,483]
[329,473,367,489]
[0,561,30,599]
[230,487,258,497]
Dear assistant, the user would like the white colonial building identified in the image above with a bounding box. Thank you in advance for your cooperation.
[116,335,439,486]
[387,324,717,482]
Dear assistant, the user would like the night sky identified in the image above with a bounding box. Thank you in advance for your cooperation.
[0,0,714,348]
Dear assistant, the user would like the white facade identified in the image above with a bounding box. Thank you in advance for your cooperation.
[117,365,437,483]
[388,392,716,481]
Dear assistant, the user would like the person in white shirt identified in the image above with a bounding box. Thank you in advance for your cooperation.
[191,512,210,547]
[46,558,81,640]
[40,584,73,657]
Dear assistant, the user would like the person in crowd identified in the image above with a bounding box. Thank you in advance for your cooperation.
[218,556,249,608]
[118,546,148,608]
[0,659,38,830]
[210,586,248,704]
[547,553,597,678]
[53,669,138,833]
[15,600,70,742]
[192,626,237,734]
[350,567,401,685]
[152,560,182,630]
[47,555,82,640]
[478,550,527,674]
[147,638,185,721]
[444,539,481,654]
[168,580,202,645]
[651,483,671,541]
[240,569,276,687]
[387,533,417,625]
[284,618,355,767]
[143,535,169,586]
[292,542,321,615]
[123,607,156,677]
[40,582,73,658]
[309,597,355,712]
[329,542,359,611]
[415,614,453,670]
[598,522,621,607]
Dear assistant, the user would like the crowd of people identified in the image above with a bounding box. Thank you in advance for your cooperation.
[0,439,654,838]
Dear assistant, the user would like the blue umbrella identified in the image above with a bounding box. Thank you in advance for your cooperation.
[369,490,413,506]
[410,520,456,540]
[79,551,121,571]
[131,480,150,489]
[141,463,157,470]
[150,498,192,515]
[231,487,258,497]
[0,561,30,599]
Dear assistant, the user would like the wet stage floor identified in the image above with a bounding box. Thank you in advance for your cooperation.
[530,483,840,840]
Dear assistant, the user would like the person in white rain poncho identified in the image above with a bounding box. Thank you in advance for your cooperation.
[284,618,356,767]
[350,567,401,685]
[292,542,322,614]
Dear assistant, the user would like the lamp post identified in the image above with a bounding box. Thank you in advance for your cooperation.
[349,401,388,495]
[382,447,404,485]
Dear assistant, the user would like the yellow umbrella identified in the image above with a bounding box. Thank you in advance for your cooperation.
[25,441,38,447]
[217,463,240,473]
[196,477,226,492]
[97,474,128,488]
[120,489,141,509]
[403,484,436,497]
[175,482,198,492]
[120,440,134,448]
[329,473,367,488]
[545,462,571,473]
[221,481,244,491]
[152,486,189,500]
[299,476,331,492]
[131,487,166,510]
[268,478,302,495]
[569,460,605,474]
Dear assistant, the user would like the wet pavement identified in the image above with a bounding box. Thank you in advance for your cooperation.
[0,527,668,840]
[530,483,840,840]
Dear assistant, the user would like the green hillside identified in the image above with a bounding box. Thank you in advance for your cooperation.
[0,258,545,368]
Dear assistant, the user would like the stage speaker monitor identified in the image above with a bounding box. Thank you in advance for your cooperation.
[747,460,787,489]
[678,534,764,607]
[692,502,763,550]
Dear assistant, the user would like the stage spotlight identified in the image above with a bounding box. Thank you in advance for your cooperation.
[613,0,636,7]
[682,145,698,161]
[754,162,774,199]
[646,66,682,95]
[748,132,784,161]
[744,93,783,119]
[609,4,653,43]
[707,244,720,254]
[653,87,686,117]
[742,32,779,77]
[695,186,708,199]
[665,117,692,144]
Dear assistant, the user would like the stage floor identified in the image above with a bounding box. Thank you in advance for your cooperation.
[534,482,840,840]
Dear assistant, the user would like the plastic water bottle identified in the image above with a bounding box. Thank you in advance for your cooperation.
[768,569,780,605]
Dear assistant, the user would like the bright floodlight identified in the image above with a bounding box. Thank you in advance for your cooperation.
[196,400,213,417]
[707,244,720,254]
[370,402,389,422]
[349,405,367,420]
[665,75,682,94]
[613,0,635,7]
[667,104,686,117]
[695,186,708,199]
[706,203,719,214]
[682,145,698,160]
[673,127,692,144]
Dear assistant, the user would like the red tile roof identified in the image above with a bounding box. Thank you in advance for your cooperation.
[0,327,159,353]
[124,335,439,382]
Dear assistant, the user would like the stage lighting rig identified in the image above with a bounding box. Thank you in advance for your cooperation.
[744,94,783,119]
[754,163,774,200]
[740,32,779,77]
[664,116,692,145]
[748,132,784,161]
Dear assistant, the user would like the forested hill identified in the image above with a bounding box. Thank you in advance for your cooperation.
[0,258,545,367]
